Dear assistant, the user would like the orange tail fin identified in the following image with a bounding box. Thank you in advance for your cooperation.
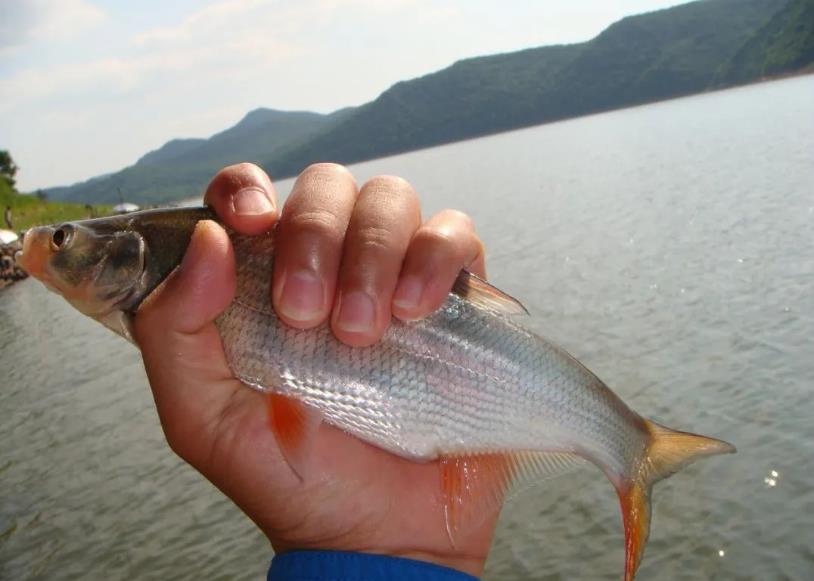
[616,420,735,581]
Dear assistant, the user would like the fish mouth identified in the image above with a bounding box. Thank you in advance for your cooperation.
[15,226,53,279]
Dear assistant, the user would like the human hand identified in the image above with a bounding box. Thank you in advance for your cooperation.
[134,163,492,576]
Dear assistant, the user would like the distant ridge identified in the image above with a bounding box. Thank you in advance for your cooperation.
[136,139,206,166]
[48,0,814,205]
[49,108,352,203]
[719,0,814,83]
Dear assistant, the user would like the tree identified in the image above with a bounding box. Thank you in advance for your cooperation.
[0,150,18,190]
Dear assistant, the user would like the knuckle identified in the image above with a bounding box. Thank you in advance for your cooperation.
[285,208,343,240]
[414,224,484,266]
[206,171,234,197]
[416,228,469,264]
[207,163,268,201]
[230,161,262,174]
[214,162,262,184]
[355,224,396,256]
[471,237,486,262]
[362,175,415,197]
[301,162,355,182]
[359,176,420,222]
[438,208,475,229]
[415,226,459,252]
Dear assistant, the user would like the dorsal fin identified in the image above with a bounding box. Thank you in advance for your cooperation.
[452,270,529,315]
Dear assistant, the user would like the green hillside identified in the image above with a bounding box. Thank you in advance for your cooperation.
[719,0,814,82]
[546,0,782,108]
[50,108,352,204]
[49,0,813,205]
[136,138,206,166]
[1,179,111,231]
[268,0,785,178]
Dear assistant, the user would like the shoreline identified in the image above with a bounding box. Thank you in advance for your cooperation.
[1,241,28,290]
[38,70,814,206]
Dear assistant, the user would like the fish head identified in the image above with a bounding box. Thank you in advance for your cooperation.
[16,220,146,318]
[16,206,214,339]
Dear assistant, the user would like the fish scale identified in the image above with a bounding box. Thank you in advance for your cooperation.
[217,232,645,468]
[17,207,735,580]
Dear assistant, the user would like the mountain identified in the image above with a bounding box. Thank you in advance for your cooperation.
[136,139,206,166]
[267,0,789,179]
[719,0,814,83]
[51,108,353,204]
[49,0,813,205]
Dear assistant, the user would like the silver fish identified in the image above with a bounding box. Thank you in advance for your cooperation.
[17,207,735,581]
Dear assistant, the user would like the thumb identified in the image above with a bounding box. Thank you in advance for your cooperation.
[134,219,242,461]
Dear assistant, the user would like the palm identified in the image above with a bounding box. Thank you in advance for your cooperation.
[137,316,496,573]
[134,163,495,576]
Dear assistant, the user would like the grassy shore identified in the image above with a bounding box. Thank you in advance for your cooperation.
[1,180,112,232]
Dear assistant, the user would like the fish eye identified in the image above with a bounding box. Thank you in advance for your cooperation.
[50,225,74,251]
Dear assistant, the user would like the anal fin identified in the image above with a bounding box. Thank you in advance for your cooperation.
[266,393,323,480]
[439,450,582,546]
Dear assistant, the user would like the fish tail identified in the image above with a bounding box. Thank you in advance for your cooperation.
[616,419,735,581]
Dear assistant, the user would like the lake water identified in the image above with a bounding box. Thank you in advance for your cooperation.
[1,74,813,580]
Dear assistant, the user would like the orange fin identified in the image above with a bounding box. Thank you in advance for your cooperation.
[266,393,322,480]
[616,420,735,581]
[452,270,529,315]
[439,451,581,546]
[440,453,512,546]
[617,480,651,581]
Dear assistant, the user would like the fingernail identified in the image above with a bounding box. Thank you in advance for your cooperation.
[233,187,273,216]
[179,221,210,272]
[393,275,423,311]
[335,291,376,333]
[279,270,324,323]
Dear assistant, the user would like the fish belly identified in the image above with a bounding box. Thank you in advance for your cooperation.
[216,234,646,475]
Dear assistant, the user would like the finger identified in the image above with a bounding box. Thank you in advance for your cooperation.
[331,175,421,347]
[272,163,358,328]
[133,220,241,462]
[392,210,485,321]
[204,163,278,235]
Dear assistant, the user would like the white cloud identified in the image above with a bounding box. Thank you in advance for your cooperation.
[2,0,688,191]
[132,0,265,47]
[132,0,435,48]
[31,0,106,41]
[0,7,296,113]
[2,0,443,113]
[0,0,106,52]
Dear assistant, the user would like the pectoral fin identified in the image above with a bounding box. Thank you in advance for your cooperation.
[98,310,135,343]
[266,393,323,480]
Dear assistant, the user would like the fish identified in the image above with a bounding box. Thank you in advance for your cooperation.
[16,207,735,581]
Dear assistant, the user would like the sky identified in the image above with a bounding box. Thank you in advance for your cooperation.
[0,0,686,192]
